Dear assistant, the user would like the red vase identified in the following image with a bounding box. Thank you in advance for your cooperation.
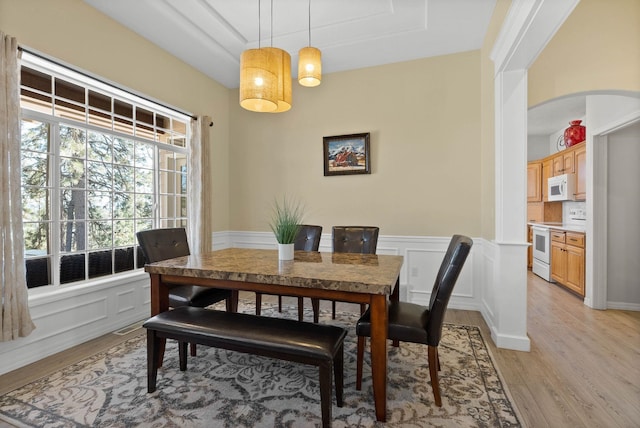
[564,120,585,147]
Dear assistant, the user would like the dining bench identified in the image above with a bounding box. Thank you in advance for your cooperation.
[143,306,347,428]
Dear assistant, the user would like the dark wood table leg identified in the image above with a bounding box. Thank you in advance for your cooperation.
[391,277,400,348]
[150,273,169,367]
[369,294,388,422]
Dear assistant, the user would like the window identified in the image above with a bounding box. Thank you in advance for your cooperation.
[20,53,191,288]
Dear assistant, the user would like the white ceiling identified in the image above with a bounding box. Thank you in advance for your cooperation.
[82,0,579,137]
[83,0,496,89]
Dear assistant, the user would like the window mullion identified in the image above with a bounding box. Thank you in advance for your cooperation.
[50,121,62,286]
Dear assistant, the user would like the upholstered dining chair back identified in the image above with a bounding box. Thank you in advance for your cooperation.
[137,227,234,357]
[137,228,191,263]
[294,225,323,252]
[332,226,379,255]
[425,234,473,346]
[354,234,472,407]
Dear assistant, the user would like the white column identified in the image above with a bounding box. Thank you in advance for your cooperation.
[492,69,530,351]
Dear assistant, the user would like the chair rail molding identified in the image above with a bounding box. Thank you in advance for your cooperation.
[222,231,482,313]
[0,271,149,376]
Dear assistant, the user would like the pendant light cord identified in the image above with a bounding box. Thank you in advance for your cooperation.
[270,0,273,47]
[308,0,311,47]
[258,0,261,49]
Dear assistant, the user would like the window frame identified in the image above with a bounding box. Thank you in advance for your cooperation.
[20,53,192,290]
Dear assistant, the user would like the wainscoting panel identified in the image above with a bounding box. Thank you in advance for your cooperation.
[116,288,137,314]
[1,232,486,376]
[0,272,149,376]
[219,231,482,311]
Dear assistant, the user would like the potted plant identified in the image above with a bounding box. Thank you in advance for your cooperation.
[269,196,304,260]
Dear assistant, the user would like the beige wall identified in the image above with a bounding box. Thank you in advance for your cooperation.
[0,0,532,240]
[529,0,640,107]
[0,0,232,230]
[228,51,483,237]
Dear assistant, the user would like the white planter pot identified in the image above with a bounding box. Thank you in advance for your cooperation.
[278,243,295,261]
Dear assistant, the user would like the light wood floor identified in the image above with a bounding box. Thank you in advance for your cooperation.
[1,272,639,427]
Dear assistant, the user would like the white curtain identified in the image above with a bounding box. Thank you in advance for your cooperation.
[187,116,214,254]
[0,32,35,341]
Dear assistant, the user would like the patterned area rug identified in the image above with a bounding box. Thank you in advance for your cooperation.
[0,301,521,427]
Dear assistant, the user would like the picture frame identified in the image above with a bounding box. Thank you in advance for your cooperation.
[323,132,371,176]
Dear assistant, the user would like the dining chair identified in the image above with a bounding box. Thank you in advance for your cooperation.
[355,234,473,406]
[137,227,235,356]
[255,225,323,322]
[315,226,379,320]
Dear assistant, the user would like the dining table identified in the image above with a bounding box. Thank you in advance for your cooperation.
[144,247,404,422]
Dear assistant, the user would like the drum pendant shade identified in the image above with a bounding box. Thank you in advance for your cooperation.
[264,47,292,113]
[298,47,321,87]
[239,48,278,112]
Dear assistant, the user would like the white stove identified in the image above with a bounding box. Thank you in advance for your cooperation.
[532,225,553,281]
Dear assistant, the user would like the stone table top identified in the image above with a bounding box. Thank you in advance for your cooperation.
[145,247,404,295]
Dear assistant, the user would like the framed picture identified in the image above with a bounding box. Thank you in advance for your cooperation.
[323,132,371,176]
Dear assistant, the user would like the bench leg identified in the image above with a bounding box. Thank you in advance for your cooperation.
[319,361,333,428]
[334,344,344,407]
[311,298,320,323]
[147,330,159,393]
[227,291,239,313]
[297,297,304,321]
[179,341,188,371]
[255,293,262,315]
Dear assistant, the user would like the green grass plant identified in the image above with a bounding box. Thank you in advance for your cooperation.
[269,196,304,244]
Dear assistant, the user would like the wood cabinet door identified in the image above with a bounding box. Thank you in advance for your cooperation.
[527,162,542,202]
[552,155,564,176]
[566,245,585,296]
[563,151,575,174]
[574,144,586,200]
[551,241,567,283]
[542,159,553,201]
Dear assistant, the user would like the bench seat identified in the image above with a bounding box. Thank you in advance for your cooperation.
[143,306,347,428]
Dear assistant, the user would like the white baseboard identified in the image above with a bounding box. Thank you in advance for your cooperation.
[607,301,640,311]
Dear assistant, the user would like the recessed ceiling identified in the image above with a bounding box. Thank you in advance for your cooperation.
[83,0,497,89]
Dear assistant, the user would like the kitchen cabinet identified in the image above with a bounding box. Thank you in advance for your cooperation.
[532,141,586,202]
[574,143,586,200]
[527,161,542,202]
[542,159,553,201]
[550,230,585,296]
[553,150,575,176]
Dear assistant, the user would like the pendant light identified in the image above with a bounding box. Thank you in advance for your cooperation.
[298,0,321,87]
[265,0,292,113]
[239,0,279,112]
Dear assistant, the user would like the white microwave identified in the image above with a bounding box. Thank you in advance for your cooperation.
[548,173,576,201]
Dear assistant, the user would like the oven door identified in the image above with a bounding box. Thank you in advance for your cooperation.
[532,226,550,264]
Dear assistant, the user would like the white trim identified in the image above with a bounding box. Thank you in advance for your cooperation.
[491,0,580,74]
[0,272,149,376]
[588,106,640,309]
[588,134,608,309]
[489,0,578,352]
[591,110,640,136]
[607,301,640,311]
[220,230,482,311]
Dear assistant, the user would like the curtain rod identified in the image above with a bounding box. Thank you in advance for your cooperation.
[18,46,204,123]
